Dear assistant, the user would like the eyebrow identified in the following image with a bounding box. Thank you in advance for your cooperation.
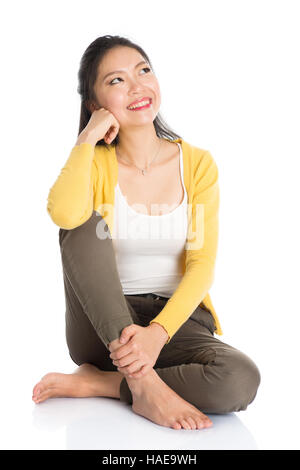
[102,60,149,81]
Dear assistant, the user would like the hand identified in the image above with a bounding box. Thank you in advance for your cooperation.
[78,107,120,146]
[108,323,168,379]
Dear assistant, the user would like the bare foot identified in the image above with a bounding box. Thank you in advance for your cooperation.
[128,369,213,430]
[32,363,123,404]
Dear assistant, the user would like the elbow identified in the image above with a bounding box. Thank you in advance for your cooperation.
[47,204,93,230]
[47,206,78,230]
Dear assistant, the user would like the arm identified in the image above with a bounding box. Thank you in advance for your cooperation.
[149,150,219,343]
[46,131,101,229]
[148,321,170,345]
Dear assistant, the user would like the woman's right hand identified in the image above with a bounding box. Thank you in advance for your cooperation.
[78,107,120,145]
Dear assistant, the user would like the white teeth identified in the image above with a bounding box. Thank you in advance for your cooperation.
[128,100,150,109]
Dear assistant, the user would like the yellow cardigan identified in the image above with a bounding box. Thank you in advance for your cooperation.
[47,137,223,343]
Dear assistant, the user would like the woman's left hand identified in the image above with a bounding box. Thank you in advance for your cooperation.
[108,323,168,379]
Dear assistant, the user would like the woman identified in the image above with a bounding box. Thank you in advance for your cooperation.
[32,35,261,431]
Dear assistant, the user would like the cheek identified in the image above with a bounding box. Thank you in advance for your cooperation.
[155,87,161,105]
[106,93,127,116]
[98,89,122,110]
[151,80,161,106]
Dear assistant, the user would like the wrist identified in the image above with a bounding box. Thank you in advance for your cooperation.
[148,322,169,345]
[75,129,98,146]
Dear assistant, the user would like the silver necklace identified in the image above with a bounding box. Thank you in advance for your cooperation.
[116,139,163,175]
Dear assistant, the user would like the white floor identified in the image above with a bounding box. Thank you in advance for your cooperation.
[1,349,299,450]
[3,392,258,451]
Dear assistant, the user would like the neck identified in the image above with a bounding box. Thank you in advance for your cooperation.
[115,126,165,169]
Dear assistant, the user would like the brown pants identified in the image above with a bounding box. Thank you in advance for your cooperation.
[59,210,261,413]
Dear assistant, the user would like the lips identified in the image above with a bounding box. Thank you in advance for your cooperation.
[127,97,152,108]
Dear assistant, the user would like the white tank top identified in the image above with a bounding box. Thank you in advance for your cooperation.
[112,142,188,298]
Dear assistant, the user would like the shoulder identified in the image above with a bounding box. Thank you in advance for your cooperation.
[180,138,218,172]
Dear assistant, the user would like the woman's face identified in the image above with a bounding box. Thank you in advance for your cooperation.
[91,46,161,128]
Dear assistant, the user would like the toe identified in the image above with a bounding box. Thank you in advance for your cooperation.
[202,414,213,427]
[172,422,182,430]
[186,416,197,430]
[32,382,44,398]
[194,416,205,429]
[204,418,213,428]
[180,419,191,430]
[33,389,52,404]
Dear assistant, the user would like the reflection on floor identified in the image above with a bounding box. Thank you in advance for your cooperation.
[31,396,257,450]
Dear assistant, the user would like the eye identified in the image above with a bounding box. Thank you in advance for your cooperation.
[109,67,151,85]
[141,66,151,74]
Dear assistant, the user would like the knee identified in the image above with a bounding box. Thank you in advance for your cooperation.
[59,211,113,263]
[59,211,107,247]
[211,348,261,414]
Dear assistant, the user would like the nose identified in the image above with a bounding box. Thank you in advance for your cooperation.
[128,78,144,93]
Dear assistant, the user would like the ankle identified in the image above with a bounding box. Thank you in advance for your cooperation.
[126,368,156,394]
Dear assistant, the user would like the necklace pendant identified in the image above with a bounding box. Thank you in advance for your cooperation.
[142,169,147,175]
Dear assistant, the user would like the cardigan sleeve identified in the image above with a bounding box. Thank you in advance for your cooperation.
[149,150,220,343]
[46,143,100,229]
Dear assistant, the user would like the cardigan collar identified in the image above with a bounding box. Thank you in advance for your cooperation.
[104,137,190,200]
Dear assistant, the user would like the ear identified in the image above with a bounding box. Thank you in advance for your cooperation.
[85,100,95,113]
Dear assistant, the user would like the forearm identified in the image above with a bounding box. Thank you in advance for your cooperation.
[75,130,99,146]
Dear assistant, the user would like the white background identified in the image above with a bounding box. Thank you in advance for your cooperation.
[1,0,299,450]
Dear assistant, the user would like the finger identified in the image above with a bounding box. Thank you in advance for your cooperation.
[118,360,143,376]
[118,359,142,375]
[119,325,136,344]
[106,134,116,145]
[113,352,137,368]
[104,132,113,145]
[109,128,118,142]
[106,127,118,144]
[110,343,133,361]
[105,136,114,145]
[109,338,130,354]
[129,364,150,379]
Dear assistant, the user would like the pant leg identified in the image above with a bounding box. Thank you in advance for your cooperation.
[59,210,135,350]
[62,266,142,371]
[119,297,261,414]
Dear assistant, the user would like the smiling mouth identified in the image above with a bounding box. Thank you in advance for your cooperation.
[127,98,152,110]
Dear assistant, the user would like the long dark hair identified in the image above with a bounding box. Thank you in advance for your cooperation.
[77,35,182,148]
